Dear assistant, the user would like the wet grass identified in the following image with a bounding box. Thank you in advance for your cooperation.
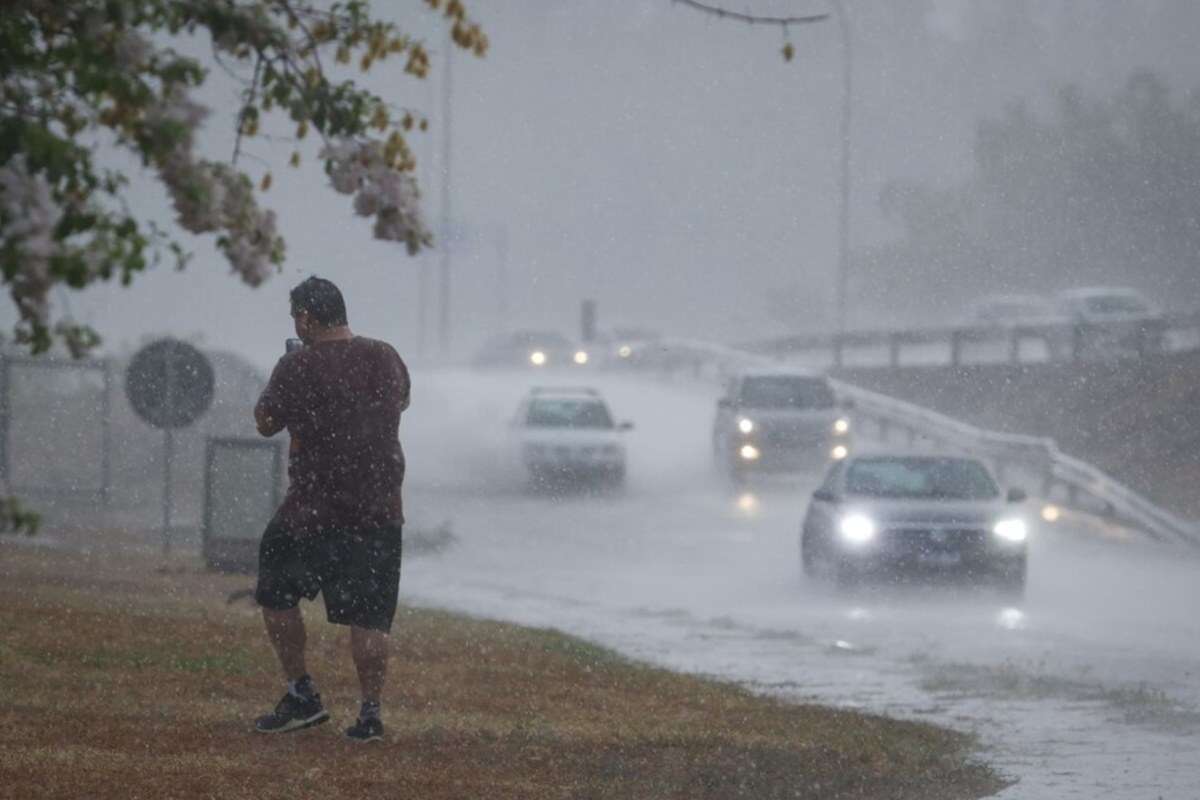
[0,535,1007,799]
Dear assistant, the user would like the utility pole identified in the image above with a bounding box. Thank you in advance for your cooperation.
[417,64,435,357]
[438,32,454,355]
[831,0,853,339]
[496,227,509,332]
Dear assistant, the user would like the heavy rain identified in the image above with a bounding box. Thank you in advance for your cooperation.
[2,2,1199,798]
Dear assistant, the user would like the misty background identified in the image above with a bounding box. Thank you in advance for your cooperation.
[5,0,1200,371]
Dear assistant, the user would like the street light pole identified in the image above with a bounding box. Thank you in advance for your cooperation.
[830,0,852,341]
[417,66,435,357]
[438,32,454,356]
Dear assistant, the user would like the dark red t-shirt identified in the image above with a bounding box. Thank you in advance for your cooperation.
[255,336,410,535]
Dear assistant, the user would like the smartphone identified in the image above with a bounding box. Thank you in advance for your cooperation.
[285,338,304,354]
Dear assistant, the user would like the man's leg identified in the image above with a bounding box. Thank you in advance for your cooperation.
[350,625,389,704]
[339,527,400,742]
[253,527,328,733]
[262,606,308,681]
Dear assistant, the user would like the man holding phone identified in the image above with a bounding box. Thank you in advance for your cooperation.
[251,276,410,743]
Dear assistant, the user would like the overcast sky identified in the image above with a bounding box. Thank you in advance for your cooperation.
[9,0,1200,371]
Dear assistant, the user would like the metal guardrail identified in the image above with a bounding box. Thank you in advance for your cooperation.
[619,337,1200,549]
[740,313,1200,369]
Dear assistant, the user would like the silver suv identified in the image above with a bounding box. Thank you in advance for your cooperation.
[713,371,850,482]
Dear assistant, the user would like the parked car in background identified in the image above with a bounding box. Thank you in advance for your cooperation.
[964,293,1070,360]
[800,452,1029,595]
[965,294,1064,327]
[713,370,851,482]
[510,386,631,489]
[473,330,592,369]
[1056,286,1166,357]
[602,326,662,363]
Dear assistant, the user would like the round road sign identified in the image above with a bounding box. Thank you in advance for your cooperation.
[125,339,215,429]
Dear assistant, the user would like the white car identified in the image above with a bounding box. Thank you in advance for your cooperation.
[1056,286,1165,357]
[965,294,1063,327]
[1057,286,1162,323]
[964,293,1070,359]
[511,387,631,488]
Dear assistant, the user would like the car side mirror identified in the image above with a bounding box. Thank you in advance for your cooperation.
[812,488,838,503]
[717,398,732,409]
[1007,487,1027,504]
[618,421,634,432]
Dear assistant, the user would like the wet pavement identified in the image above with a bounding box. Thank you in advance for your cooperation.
[401,368,1200,798]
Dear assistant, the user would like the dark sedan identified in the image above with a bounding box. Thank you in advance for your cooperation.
[800,453,1029,595]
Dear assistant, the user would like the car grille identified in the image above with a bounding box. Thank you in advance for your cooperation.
[761,426,827,448]
[537,444,611,463]
[885,527,988,557]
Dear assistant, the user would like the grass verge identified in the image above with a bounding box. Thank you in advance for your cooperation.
[0,535,1007,799]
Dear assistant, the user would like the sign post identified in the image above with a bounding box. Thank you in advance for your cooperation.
[125,339,214,554]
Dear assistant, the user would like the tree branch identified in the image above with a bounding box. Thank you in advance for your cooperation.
[670,0,829,27]
[232,53,264,166]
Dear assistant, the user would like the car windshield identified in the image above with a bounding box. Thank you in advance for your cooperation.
[527,398,613,429]
[738,376,835,409]
[1083,294,1150,315]
[845,457,999,500]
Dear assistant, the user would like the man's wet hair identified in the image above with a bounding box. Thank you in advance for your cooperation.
[290,276,348,327]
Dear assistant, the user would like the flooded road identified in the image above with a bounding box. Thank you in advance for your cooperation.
[401,368,1200,798]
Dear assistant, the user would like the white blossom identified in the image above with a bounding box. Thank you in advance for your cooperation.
[0,155,63,331]
[0,155,61,261]
[321,139,432,254]
[149,88,283,284]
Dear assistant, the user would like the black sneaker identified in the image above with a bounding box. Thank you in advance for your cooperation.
[344,716,384,743]
[254,692,330,734]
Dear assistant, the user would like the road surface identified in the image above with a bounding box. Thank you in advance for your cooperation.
[401,367,1200,798]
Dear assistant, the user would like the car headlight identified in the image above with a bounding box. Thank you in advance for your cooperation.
[839,513,876,544]
[993,518,1028,543]
[833,417,850,435]
[573,350,589,365]
[530,350,547,366]
[739,444,760,461]
[737,417,755,434]
[830,444,849,460]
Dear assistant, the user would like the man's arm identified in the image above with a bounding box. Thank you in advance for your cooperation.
[383,346,410,413]
[255,358,292,437]
[254,402,285,437]
[395,352,411,413]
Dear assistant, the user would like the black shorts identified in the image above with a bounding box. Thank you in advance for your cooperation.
[255,522,403,632]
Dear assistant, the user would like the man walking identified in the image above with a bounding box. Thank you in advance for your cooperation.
[252,276,410,742]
